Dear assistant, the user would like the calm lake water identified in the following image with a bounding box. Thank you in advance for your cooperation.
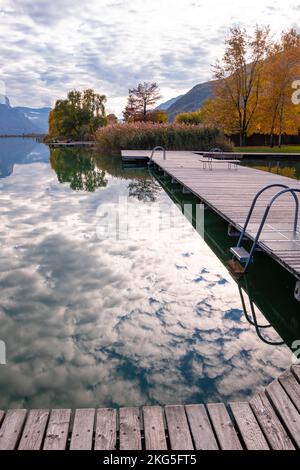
[242,158,300,180]
[0,138,299,409]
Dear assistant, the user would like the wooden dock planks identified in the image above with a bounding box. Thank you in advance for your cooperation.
[165,405,194,450]
[94,408,117,450]
[122,150,300,279]
[143,406,167,450]
[43,409,71,450]
[1,365,300,450]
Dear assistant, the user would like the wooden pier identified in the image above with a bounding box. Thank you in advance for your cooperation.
[122,150,300,280]
[0,366,299,450]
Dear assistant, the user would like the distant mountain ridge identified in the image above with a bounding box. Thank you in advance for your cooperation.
[0,96,51,134]
[157,95,183,110]
[166,80,216,121]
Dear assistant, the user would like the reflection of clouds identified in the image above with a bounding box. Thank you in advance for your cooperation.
[0,161,291,408]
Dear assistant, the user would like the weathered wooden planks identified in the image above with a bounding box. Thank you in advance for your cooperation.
[250,392,295,450]
[18,409,49,450]
[143,406,167,450]
[229,402,269,450]
[185,404,219,450]
[292,364,300,382]
[266,380,300,448]
[207,403,243,450]
[0,409,27,450]
[43,409,71,450]
[119,407,142,450]
[94,408,117,450]
[165,405,194,450]
[69,408,95,450]
[278,370,300,413]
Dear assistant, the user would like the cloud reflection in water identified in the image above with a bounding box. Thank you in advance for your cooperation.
[0,151,291,408]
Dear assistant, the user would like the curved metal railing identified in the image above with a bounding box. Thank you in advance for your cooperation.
[148,146,166,165]
[244,188,300,271]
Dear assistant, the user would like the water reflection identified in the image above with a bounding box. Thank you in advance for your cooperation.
[242,159,300,180]
[50,148,107,192]
[0,139,294,409]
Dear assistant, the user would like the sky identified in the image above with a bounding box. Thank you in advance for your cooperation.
[0,0,300,114]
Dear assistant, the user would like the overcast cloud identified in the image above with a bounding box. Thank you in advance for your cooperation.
[0,0,299,113]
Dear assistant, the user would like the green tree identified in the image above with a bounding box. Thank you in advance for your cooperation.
[48,89,107,141]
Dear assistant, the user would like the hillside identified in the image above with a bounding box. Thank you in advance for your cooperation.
[0,96,50,134]
[166,80,216,121]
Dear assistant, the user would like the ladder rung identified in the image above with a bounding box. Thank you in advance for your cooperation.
[230,246,251,263]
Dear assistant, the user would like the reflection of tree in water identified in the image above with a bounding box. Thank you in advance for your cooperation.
[50,147,108,192]
[128,180,161,202]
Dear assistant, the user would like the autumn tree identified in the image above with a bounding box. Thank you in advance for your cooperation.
[175,111,203,125]
[255,29,300,147]
[123,82,161,122]
[48,89,107,141]
[212,26,271,146]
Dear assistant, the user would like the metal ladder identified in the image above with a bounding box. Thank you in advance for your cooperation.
[148,146,166,165]
[230,185,300,271]
[238,281,284,346]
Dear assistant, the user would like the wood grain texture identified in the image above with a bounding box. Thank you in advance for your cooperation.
[119,407,142,450]
[207,403,243,450]
[185,404,218,450]
[18,409,49,450]
[278,370,300,413]
[229,402,269,450]
[0,409,27,450]
[165,405,194,450]
[250,392,295,450]
[43,409,71,450]
[266,380,300,448]
[143,406,167,450]
[291,365,300,382]
[94,408,117,450]
[69,408,95,450]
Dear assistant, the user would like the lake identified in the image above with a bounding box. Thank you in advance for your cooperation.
[0,138,299,409]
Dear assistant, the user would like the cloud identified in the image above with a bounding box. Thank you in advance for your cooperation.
[0,0,298,113]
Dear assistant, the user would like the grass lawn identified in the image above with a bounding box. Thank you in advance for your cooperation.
[234,145,300,153]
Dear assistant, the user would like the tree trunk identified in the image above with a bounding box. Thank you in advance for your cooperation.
[278,134,282,148]
[269,133,274,148]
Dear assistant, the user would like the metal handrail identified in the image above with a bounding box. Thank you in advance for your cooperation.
[244,188,300,271]
[238,285,284,346]
[236,184,298,249]
[148,146,166,164]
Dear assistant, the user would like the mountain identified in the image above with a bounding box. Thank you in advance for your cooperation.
[0,96,50,134]
[166,80,216,121]
[15,107,51,133]
[157,95,183,110]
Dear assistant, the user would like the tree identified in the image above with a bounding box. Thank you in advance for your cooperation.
[175,111,203,125]
[213,26,270,146]
[255,29,300,146]
[123,82,161,122]
[48,89,107,141]
[107,113,118,125]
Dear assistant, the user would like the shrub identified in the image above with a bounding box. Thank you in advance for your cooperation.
[96,122,234,152]
[175,111,203,125]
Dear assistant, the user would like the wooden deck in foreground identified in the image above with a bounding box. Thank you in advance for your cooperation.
[122,150,300,279]
[0,366,299,450]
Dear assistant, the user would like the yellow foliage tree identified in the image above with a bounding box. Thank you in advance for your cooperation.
[254,29,300,146]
